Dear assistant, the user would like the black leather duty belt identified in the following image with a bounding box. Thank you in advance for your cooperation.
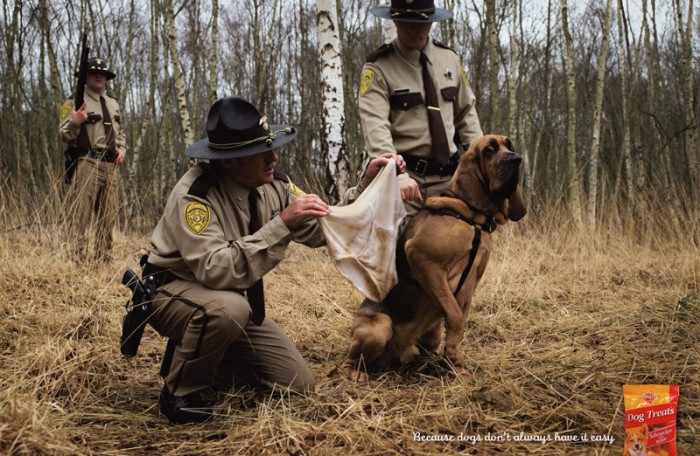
[400,153,458,177]
[87,149,116,162]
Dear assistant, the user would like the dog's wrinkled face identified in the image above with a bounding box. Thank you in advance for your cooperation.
[452,134,526,222]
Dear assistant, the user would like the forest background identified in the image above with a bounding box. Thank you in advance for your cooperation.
[0,0,698,231]
[0,0,699,454]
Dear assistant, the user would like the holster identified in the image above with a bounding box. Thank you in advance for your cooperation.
[63,147,84,185]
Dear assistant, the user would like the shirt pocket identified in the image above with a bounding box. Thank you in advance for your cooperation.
[389,92,423,111]
[441,86,458,102]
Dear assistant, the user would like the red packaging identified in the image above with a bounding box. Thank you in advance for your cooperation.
[623,384,679,456]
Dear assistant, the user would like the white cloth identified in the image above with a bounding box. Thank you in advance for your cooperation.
[319,159,407,301]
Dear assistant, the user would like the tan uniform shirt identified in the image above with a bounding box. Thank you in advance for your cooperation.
[359,38,482,162]
[59,87,127,152]
[148,163,362,291]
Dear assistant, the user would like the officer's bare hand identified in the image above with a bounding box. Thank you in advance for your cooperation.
[399,177,423,202]
[361,153,407,188]
[280,194,330,229]
[70,103,88,126]
[115,149,126,165]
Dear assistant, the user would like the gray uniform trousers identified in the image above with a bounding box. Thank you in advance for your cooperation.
[149,279,315,397]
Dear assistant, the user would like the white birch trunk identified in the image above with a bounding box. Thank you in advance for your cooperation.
[561,0,583,227]
[165,0,195,149]
[209,0,219,105]
[616,0,634,201]
[677,0,698,212]
[587,0,613,229]
[317,0,349,201]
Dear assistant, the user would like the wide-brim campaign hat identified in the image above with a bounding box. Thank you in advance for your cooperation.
[73,57,116,80]
[185,96,298,160]
[371,0,453,23]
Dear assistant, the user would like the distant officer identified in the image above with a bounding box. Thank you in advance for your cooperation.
[143,96,405,424]
[359,0,483,226]
[59,56,127,262]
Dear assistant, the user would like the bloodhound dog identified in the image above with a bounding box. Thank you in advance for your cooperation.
[343,135,526,381]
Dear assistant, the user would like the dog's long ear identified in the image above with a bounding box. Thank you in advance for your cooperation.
[452,147,492,212]
[641,423,649,439]
[507,185,527,221]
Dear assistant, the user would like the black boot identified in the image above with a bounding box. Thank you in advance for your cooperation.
[159,385,213,424]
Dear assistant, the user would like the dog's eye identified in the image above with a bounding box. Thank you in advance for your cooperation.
[484,146,496,157]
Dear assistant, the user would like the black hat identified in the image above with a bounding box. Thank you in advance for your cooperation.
[185,96,298,160]
[74,57,116,80]
[371,0,453,23]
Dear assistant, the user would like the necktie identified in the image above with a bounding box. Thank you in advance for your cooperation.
[100,96,116,154]
[247,190,265,325]
[419,52,450,165]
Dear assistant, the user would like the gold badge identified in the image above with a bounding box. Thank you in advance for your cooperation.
[289,181,306,197]
[184,202,210,234]
[461,67,472,88]
[360,69,374,97]
[60,102,72,120]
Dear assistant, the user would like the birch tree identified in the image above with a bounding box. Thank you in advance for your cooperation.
[209,0,219,105]
[673,0,698,213]
[561,0,583,227]
[486,0,499,130]
[317,0,349,201]
[164,0,194,149]
[587,0,613,229]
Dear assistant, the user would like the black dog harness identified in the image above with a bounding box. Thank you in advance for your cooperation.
[425,207,495,298]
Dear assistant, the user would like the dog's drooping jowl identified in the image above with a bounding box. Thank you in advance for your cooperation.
[343,135,526,381]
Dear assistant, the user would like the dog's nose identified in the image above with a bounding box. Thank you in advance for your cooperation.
[505,154,522,166]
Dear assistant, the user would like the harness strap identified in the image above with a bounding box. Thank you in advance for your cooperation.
[426,207,483,298]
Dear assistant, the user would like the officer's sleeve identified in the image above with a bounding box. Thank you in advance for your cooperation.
[172,194,294,290]
[453,59,483,150]
[284,182,326,248]
[359,63,395,160]
[58,99,80,143]
[114,102,128,152]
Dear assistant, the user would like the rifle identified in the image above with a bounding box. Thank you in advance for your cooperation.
[74,33,89,110]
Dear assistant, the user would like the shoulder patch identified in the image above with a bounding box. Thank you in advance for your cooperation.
[433,39,456,53]
[184,201,210,234]
[360,69,374,97]
[366,43,394,63]
[60,102,73,120]
[289,181,306,197]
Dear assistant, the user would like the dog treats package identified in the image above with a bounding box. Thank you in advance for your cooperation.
[623,384,679,456]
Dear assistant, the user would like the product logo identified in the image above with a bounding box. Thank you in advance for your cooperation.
[641,392,658,404]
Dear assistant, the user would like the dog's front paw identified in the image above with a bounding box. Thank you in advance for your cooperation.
[445,347,465,368]
[342,360,371,382]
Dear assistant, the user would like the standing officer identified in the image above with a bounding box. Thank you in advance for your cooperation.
[359,0,483,225]
[59,57,127,262]
[143,96,405,424]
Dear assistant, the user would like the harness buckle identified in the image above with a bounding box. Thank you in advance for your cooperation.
[415,159,428,177]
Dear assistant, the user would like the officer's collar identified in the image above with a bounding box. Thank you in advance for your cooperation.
[394,37,435,66]
[84,86,105,101]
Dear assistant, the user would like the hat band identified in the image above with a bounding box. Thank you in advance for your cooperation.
[390,7,435,20]
[208,127,295,150]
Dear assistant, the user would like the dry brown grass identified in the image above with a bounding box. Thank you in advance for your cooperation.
[0,192,698,455]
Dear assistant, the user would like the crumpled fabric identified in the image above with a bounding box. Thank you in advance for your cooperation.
[319,159,407,301]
